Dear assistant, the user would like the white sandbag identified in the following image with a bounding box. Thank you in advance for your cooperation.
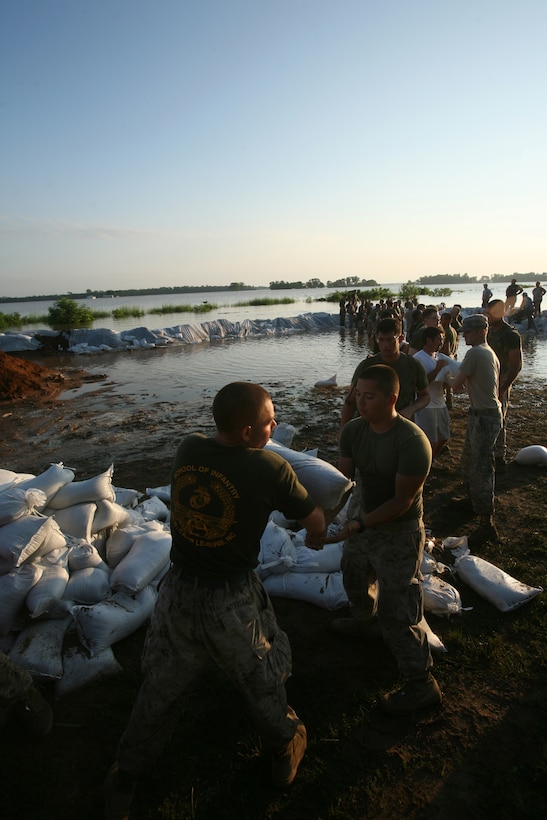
[513,445,547,467]
[271,422,298,447]
[145,485,171,503]
[8,617,72,680]
[418,616,447,653]
[314,374,337,387]
[454,553,544,612]
[421,574,463,618]
[33,517,68,560]
[134,495,170,522]
[420,551,448,576]
[15,463,75,504]
[0,487,48,525]
[257,521,299,578]
[26,548,70,618]
[67,542,107,572]
[114,487,141,508]
[47,502,97,541]
[105,520,164,568]
[92,499,132,533]
[293,542,344,574]
[63,566,112,604]
[0,564,43,635]
[110,529,172,593]
[0,515,59,567]
[55,644,123,698]
[47,465,115,509]
[72,585,157,656]
[262,570,349,610]
[264,439,355,510]
[434,353,461,383]
[0,468,20,494]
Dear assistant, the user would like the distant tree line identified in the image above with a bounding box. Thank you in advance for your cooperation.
[416,272,546,284]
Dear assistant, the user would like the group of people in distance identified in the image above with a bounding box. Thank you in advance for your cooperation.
[103,284,534,817]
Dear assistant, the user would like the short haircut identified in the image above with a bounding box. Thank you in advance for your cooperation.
[487,298,504,310]
[422,326,442,343]
[213,382,270,433]
[357,364,400,397]
[376,317,402,336]
[423,307,439,320]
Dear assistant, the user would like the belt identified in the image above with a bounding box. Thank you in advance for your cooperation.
[469,408,501,417]
[174,568,250,590]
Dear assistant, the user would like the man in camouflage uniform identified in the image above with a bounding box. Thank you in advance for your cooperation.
[485,299,522,472]
[325,364,441,716]
[448,314,502,544]
[104,383,326,819]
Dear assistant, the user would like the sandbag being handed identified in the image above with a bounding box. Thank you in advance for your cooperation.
[264,439,354,510]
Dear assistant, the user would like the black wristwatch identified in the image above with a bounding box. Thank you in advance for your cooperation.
[351,517,366,533]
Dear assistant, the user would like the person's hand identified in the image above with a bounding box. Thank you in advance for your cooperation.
[304,530,326,550]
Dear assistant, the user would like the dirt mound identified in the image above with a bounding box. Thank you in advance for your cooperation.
[0,350,70,401]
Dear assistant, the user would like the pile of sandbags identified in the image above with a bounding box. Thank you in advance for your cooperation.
[0,463,171,697]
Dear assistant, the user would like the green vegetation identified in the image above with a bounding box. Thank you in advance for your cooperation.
[233,297,295,307]
[0,312,23,330]
[47,298,94,327]
[111,307,146,319]
[148,302,218,315]
[270,278,324,289]
[326,287,395,303]
[398,281,453,301]
[193,302,217,313]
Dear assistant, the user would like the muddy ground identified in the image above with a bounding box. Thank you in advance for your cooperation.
[1,350,546,820]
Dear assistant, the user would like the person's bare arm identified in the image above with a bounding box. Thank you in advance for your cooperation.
[322,472,427,544]
[398,386,430,419]
[300,506,327,550]
[499,347,522,398]
[447,368,467,393]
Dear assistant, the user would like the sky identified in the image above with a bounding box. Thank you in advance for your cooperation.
[1,0,547,298]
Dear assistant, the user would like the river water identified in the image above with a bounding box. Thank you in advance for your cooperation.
[2,284,546,411]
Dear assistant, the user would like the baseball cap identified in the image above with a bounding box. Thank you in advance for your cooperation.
[462,314,488,330]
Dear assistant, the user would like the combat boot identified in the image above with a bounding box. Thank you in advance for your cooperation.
[380,673,442,716]
[271,721,307,787]
[469,515,499,547]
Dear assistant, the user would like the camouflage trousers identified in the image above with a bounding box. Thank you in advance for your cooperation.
[495,391,510,461]
[0,651,34,708]
[117,567,298,774]
[461,413,502,515]
[341,525,432,679]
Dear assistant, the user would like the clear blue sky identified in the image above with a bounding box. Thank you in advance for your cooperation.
[1,0,546,297]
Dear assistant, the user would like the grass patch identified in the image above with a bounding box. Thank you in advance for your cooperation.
[233,297,296,306]
[111,306,146,319]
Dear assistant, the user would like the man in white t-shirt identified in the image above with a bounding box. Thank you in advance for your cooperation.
[413,327,451,467]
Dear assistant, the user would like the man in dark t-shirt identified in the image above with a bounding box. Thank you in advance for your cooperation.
[106,384,326,814]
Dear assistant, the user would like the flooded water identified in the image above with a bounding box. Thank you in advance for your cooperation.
[3,284,546,416]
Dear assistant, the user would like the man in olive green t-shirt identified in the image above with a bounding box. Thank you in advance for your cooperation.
[325,364,441,717]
